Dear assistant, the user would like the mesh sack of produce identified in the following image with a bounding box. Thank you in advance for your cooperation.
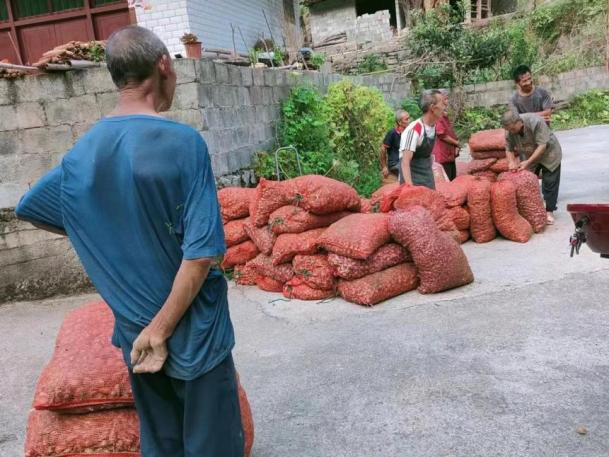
[490,158,509,174]
[269,205,349,235]
[498,170,546,233]
[456,161,470,176]
[471,170,497,182]
[289,175,361,214]
[471,150,506,160]
[249,178,293,227]
[389,207,474,294]
[33,302,132,413]
[25,408,140,457]
[247,254,294,283]
[328,243,411,280]
[218,187,257,222]
[237,377,255,457]
[292,254,336,290]
[222,241,260,269]
[491,180,533,243]
[467,178,496,243]
[370,183,400,209]
[234,264,259,286]
[359,198,372,213]
[243,220,276,256]
[224,218,250,247]
[256,275,284,292]
[282,277,334,301]
[447,206,471,230]
[435,175,476,207]
[316,213,391,260]
[468,128,506,152]
[271,228,325,265]
[380,185,446,222]
[337,263,419,306]
[467,158,497,174]
[459,229,470,244]
[432,162,449,185]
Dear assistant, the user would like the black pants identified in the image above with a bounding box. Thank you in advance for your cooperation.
[128,353,244,457]
[441,161,457,181]
[536,164,561,212]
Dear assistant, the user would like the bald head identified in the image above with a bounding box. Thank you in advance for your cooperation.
[106,26,169,89]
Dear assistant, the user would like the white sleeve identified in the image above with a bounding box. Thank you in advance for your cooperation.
[399,126,420,158]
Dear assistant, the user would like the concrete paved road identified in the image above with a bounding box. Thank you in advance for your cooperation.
[2,125,609,457]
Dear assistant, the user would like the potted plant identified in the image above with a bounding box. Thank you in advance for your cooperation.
[180,33,202,59]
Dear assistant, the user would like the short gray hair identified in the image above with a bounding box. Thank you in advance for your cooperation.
[420,89,442,114]
[501,110,522,128]
[106,26,169,89]
[395,109,408,122]
[438,88,449,96]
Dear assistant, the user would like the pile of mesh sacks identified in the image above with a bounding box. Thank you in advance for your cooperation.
[219,175,475,307]
[24,302,254,457]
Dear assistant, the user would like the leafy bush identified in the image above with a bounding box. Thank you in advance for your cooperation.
[552,90,609,131]
[310,52,326,69]
[254,82,394,196]
[400,96,422,119]
[453,106,504,142]
[357,55,388,74]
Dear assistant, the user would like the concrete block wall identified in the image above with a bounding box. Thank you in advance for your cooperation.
[352,10,393,44]
[0,59,409,302]
[134,0,190,56]
[309,0,357,46]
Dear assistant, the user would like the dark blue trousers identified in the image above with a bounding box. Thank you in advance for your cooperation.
[128,354,244,457]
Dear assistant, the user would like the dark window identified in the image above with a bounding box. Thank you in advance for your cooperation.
[93,0,123,6]
[0,1,8,21]
[283,0,295,24]
[11,0,85,19]
[355,0,397,28]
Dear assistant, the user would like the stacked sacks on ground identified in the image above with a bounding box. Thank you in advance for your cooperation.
[25,301,254,457]
[219,175,476,307]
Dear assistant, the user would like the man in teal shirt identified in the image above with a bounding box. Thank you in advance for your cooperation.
[16,26,243,457]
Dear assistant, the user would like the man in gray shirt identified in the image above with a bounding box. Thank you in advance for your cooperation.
[502,111,562,225]
[510,65,553,124]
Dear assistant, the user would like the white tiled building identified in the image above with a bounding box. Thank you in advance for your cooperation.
[134,0,301,57]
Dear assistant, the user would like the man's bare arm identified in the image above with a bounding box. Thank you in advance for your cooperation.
[380,144,389,175]
[400,150,414,185]
[506,150,519,171]
[130,257,213,373]
[519,143,547,170]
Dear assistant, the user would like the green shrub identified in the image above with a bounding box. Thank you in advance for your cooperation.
[553,90,609,131]
[357,54,388,74]
[400,96,422,119]
[453,106,504,142]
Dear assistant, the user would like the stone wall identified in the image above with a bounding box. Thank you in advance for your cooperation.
[0,59,410,303]
[353,10,394,44]
[320,36,407,75]
[464,66,609,108]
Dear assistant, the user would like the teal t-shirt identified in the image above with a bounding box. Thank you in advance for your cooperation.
[16,115,233,380]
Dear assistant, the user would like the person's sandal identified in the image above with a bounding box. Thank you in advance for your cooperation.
[546,213,555,225]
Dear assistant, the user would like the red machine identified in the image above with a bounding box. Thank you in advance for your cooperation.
[568,204,609,258]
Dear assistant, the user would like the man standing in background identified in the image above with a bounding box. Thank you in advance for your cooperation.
[380,110,410,184]
[510,65,554,124]
[432,89,460,181]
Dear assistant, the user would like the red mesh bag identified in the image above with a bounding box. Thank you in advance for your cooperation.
[33,302,132,413]
[328,243,411,280]
[491,180,533,243]
[234,264,259,286]
[256,275,284,292]
[359,198,372,213]
[435,175,475,207]
[222,240,259,269]
[432,162,449,184]
[472,170,497,182]
[249,178,293,227]
[237,378,255,457]
[471,150,506,160]
[498,170,546,233]
[467,158,497,174]
[389,207,474,294]
[243,220,276,256]
[316,213,391,260]
[468,129,506,152]
[292,254,335,290]
[338,263,419,306]
[447,206,470,230]
[25,408,140,457]
[290,175,361,214]
[271,228,325,265]
[370,183,400,209]
[380,185,447,223]
[269,205,349,235]
[467,178,496,243]
[247,254,294,283]
[224,218,249,247]
[490,158,509,174]
[218,187,256,223]
[459,229,470,244]
[283,277,334,301]
[456,161,470,176]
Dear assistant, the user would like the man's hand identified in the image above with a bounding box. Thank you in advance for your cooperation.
[382,166,389,178]
[130,325,169,374]
[518,159,531,171]
[508,158,519,172]
[455,147,460,158]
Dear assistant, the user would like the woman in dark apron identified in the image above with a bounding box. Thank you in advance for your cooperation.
[399,126,436,189]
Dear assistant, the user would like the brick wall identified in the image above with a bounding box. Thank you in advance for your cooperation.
[309,0,357,46]
[0,59,410,302]
[135,0,189,56]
